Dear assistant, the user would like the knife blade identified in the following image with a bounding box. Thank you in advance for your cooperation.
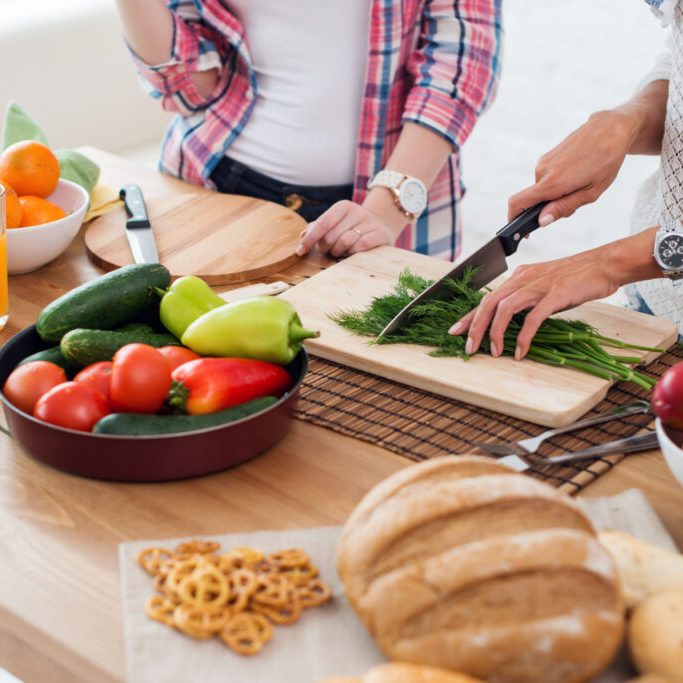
[376,201,548,339]
[120,184,159,264]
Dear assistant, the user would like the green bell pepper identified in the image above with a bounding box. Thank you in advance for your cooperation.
[181,296,319,365]
[156,276,226,340]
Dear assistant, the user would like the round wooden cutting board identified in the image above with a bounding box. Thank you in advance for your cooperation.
[85,192,307,284]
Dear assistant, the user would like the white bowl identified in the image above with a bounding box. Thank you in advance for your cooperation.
[7,179,89,274]
[655,418,683,487]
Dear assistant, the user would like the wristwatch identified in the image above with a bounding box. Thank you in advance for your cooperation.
[653,219,683,281]
[367,170,428,220]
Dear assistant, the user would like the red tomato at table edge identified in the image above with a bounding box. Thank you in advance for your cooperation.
[33,381,110,432]
[653,362,683,429]
[3,360,67,414]
[110,343,172,414]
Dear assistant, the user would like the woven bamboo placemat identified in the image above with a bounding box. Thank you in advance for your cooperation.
[294,344,683,495]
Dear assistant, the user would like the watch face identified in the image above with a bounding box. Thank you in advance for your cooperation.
[657,233,683,270]
[399,178,427,216]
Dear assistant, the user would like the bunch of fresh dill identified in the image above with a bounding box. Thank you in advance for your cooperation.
[333,269,661,390]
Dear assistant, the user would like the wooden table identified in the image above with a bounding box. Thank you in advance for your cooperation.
[1,148,681,683]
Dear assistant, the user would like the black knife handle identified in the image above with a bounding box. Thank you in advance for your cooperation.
[496,202,548,256]
[120,185,150,228]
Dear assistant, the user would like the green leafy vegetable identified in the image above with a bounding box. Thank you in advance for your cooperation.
[333,268,661,390]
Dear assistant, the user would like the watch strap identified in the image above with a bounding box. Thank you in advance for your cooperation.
[367,169,406,190]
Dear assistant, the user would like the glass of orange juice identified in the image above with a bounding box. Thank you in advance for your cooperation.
[0,184,8,330]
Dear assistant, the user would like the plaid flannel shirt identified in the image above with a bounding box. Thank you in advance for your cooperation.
[131,0,502,260]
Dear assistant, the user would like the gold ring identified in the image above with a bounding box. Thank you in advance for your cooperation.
[351,227,363,237]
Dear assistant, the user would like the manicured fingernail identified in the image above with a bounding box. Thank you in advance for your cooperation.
[449,322,463,335]
[515,346,522,361]
[490,342,498,357]
[299,229,307,238]
[465,337,474,355]
[296,244,306,256]
[539,213,555,227]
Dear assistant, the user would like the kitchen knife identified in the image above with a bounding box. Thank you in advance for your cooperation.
[120,184,159,264]
[377,201,548,339]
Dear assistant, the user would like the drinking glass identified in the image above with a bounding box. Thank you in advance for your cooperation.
[0,185,8,330]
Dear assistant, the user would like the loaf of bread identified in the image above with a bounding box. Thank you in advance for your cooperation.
[628,589,683,682]
[628,675,675,683]
[318,662,484,683]
[598,530,683,608]
[337,456,624,683]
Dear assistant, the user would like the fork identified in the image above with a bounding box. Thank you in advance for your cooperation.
[474,400,650,457]
[497,429,659,473]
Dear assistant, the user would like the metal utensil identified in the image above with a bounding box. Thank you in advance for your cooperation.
[474,400,650,457]
[377,201,548,339]
[497,430,659,473]
[120,184,159,264]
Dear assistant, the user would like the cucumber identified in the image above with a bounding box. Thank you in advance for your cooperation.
[17,346,81,376]
[61,328,180,366]
[37,264,171,343]
[93,397,278,435]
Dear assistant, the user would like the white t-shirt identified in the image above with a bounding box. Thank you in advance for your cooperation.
[225,0,370,186]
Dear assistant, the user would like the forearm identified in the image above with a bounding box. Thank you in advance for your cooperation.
[115,0,219,98]
[363,122,452,235]
[612,79,669,156]
[115,0,175,65]
[609,226,660,286]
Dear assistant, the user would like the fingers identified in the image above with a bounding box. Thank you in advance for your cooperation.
[487,289,540,357]
[508,184,554,223]
[514,296,560,359]
[347,228,389,254]
[296,200,355,256]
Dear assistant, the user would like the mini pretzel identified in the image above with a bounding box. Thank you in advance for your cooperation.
[252,600,301,625]
[267,548,310,569]
[280,563,319,586]
[173,603,231,639]
[136,547,174,576]
[165,557,204,598]
[177,565,231,610]
[220,612,272,655]
[252,574,292,607]
[145,595,177,626]
[225,547,264,565]
[296,579,332,608]
[228,568,258,613]
[175,539,221,556]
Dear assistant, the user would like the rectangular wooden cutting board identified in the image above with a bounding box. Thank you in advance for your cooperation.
[281,246,678,427]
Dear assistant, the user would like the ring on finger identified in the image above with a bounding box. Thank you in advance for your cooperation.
[351,227,363,237]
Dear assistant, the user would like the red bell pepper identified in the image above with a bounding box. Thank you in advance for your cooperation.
[168,358,293,415]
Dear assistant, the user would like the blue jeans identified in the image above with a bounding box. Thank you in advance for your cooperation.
[209,156,354,223]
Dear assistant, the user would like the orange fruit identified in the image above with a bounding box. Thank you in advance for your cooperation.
[0,179,22,228]
[0,141,60,198]
[18,196,66,227]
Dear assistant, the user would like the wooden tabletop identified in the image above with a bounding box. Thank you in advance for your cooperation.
[1,148,681,683]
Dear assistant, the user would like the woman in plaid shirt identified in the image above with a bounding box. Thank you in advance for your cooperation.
[115,0,502,261]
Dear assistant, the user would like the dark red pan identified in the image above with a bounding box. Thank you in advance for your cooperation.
[0,325,306,482]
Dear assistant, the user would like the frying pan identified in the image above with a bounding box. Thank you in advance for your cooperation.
[0,325,307,482]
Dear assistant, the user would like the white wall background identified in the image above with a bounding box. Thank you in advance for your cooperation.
[461,0,666,276]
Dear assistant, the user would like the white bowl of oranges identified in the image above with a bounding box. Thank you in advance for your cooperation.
[0,141,89,274]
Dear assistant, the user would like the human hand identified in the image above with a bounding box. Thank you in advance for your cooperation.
[447,248,622,361]
[509,109,640,227]
[296,200,399,258]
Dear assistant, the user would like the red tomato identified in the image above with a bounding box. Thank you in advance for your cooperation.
[110,343,172,413]
[653,362,683,429]
[33,382,110,431]
[157,346,201,372]
[3,360,67,414]
[74,361,113,403]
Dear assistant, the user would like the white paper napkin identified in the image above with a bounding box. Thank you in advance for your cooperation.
[119,489,677,683]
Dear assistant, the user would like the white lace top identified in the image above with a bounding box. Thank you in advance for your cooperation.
[629,1,683,331]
